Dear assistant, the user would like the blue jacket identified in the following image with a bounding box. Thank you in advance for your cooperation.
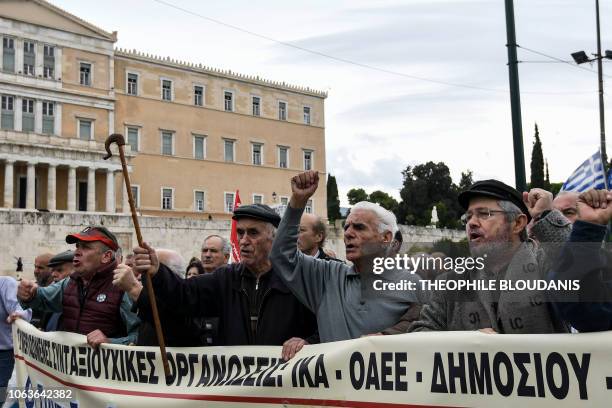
[549,220,612,332]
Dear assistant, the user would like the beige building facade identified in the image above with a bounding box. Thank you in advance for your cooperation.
[0,0,327,222]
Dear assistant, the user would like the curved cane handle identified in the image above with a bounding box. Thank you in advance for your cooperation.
[103,133,126,160]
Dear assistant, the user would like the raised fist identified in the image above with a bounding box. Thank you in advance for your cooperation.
[522,188,553,219]
[17,280,38,302]
[577,188,612,225]
[290,171,319,208]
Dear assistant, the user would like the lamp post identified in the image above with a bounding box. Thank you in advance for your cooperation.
[571,0,612,167]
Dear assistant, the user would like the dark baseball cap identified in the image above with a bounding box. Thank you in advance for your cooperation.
[47,250,74,267]
[232,204,281,227]
[66,226,120,250]
[458,179,531,222]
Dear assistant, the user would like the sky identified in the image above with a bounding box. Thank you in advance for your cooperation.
[53,0,612,205]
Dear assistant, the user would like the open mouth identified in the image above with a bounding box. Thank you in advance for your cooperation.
[345,244,356,251]
[469,231,483,242]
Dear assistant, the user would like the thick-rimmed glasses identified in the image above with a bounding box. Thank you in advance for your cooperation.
[460,208,508,226]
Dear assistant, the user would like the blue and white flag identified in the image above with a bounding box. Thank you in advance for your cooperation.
[561,150,607,192]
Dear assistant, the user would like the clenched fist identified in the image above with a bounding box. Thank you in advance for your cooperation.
[522,188,553,219]
[17,280,38,302]
[132,242,160,278]
[290,171,319,209]
[577,188,612,225]
[112,264,142,301]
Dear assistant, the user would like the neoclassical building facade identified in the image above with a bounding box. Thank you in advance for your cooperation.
[0,0,327,220]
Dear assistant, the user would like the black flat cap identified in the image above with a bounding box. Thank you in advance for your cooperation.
[47,250,74,267]
[458,179,531,222]
[232,204,281,227]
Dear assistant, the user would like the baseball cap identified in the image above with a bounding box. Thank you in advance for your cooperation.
[66,226,120,250]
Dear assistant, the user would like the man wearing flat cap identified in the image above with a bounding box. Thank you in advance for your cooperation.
[115,204,317,355]
[409,181,572,333]
[18,227,140,346]
[48,250,74,283]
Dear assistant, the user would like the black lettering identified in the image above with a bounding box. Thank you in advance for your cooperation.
[146,351,159,384]
[175,353,189,386]
[125,351,138,382]
[262,359,280,387]
[394,353,408,392]
[448,353,467,394]
[313,354,329,388]
[222,355,241,386]
[91,349,101,379]
[210,355,227,386]
[365,353,379,390]
[380,353,393,391]
[77,347,87,377]
[239,356,256,386]
[136,351,149,384]
[431,352,448,393]
[255,357,271,387]
[298,356,315,387]
[546,352,569,399]
[350,352,365,390]
[493,353,513,397]
[514,353,535,397]
[69,348,78,376]
[509,317,523,330]
[467,353,492,395]
[568,353,590,400]
[533,353,546,397]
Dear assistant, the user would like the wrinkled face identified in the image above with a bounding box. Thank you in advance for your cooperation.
[553,193,579,223]
[465,197,513,256]
[73,241,113,276]
[200,236,228,272]
[186,266,200,279]
[236,218,273,270]
[343,209,390,263]
[298,214,322,254]
[34,255,52,284]
[51,262,73,283]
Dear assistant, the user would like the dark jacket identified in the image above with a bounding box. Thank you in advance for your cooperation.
[548,220,612,332]
[137,262,317,346]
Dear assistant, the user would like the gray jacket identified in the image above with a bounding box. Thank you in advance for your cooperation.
[409,209,572,333]
[270,205,422,342]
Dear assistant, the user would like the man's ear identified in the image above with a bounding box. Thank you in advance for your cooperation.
[513,214,528,236]
[382,230,393,243]
[101,250,114,264]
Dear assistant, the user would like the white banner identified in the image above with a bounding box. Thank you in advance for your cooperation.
[11,320,612,407]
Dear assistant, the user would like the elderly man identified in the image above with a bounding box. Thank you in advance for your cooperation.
[409,180,571,333]
[270,171,421,343]
[18,227,139,347]
[34,253,53,287]
[116,204,317,352]
[553,191,579,223]
[48,250,74,283]
[200,235,230,273]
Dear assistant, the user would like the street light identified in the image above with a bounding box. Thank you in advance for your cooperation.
[570,0,611,167]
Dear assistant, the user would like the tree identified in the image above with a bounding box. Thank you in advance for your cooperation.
[458,170,473,191]
[530,123,545,188]
[369,190,399,213]
[326,174,341,222]
[347,188,368,205]
[544,160,551,191]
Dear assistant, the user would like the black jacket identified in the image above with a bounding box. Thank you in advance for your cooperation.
[137,262,317,346]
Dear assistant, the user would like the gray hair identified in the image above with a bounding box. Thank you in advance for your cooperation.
[351,201,398,235]
[498,200,528,241]
[204,235,231,255]
[156,248,186,278]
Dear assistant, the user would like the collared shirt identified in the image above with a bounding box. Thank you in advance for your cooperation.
[0,277,31,350]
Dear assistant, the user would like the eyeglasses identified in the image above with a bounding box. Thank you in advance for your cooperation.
[460,208,508,225]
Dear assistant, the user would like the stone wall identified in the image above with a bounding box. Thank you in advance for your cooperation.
[0,209,465,278]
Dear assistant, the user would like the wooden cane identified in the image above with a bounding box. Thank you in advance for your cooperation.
[103,133,171,378]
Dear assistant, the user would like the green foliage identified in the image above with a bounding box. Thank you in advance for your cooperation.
[368,190,399,213]
[432,238,470,258]
[530,123,546,188]
[347,188,369,205]
[326,174,342,222]
[549,182,563,196]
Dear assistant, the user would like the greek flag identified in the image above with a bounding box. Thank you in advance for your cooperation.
[561,150,607,192]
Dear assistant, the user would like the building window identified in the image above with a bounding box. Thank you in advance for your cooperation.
[130,185,140,208]
[127,73,138,96]
[278,146,289,168]
[78,118,92,140]
[127,127,139,152]
[161,188,173,210]
[79,62,91,86]
[42,101,54,134]
[23,41,35,76]
[252,143,262,166]
[21,98,35,132]
[278,101,287,121]
[194,191,205,212]
[305,199,313,214]
[252,96,261,116]
[224,192,235,213]
[224,139,235,162]
[303,150,313,171]
[303,106,311,125]
[2,38,14,72]
[161,131,174,155]
[43,45,55,79]
[161,79,172,101]
[253,194,263,205]
[224,91,234,112]
[194,85,204,106]
[193,135,206,159]
[1,95,14,130]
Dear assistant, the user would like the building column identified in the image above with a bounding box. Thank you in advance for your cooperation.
[105,169,115,213]
[35,43,43,77]
[54,47,62,81]
[14,97,22,132]
[67,165,76,211]
[122,178,129,214]
[3,160,14,208]
[14,38,23,75]
[26,162,36,209]
[47,164,56,211]
[87,167,96,212]
[53,103,62,136]
[34,100,43,134]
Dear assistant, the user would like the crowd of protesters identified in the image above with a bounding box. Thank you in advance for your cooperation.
[1,169,611,401]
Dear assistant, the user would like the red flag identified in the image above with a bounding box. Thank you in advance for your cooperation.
[230,190,242,263]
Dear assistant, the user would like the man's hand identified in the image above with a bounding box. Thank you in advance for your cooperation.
[112,264,143,301]
[6,311,26,324]
[86,329,109,349]
[17,280,38,302]
[577,189,612,225]
[522,188,553,219]
[133,242,160,277]
[290,171,319,209]
[281,337,308,361]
